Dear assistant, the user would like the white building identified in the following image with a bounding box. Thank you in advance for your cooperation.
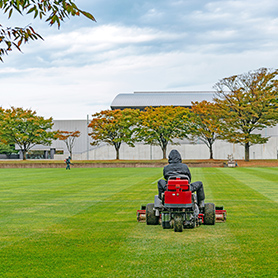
[16,91,278,160]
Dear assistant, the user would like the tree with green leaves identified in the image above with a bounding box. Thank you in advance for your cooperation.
[55,130,80,158]
[189,101,221,159]
[0,107,56,160]
[88,109,140,160]
[136,106,190,159]
[213,67,278,161]
[0,142,17,157]
[0,0,95,61]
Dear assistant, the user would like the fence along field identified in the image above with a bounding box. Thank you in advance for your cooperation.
[0,167,277,277]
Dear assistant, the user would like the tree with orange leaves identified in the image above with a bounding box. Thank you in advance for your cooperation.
[136,106,190,159]
[88,109,140,160]
[214,67,278,161]
[189,101,221,159]
[55,130,80,158]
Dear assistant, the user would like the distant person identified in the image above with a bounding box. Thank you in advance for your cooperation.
[157,149,205,208]
[65,156,73,170]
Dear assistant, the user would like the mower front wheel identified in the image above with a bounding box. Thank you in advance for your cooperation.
[174,215,183,232]
[146,203,159,225]
[204,203,216,225]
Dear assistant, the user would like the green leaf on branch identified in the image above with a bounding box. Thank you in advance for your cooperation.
[0,0,96,61]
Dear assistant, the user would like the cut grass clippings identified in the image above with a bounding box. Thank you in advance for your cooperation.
[0,167,277,277]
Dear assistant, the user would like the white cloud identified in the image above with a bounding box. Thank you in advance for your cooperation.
[1,45,277,119]
[20,24,186,67]
[141,8,165,22]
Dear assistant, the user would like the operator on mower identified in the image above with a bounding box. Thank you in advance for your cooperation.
[157,149,205,209]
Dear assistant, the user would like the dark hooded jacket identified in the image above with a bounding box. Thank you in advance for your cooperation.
[163,150,191,182]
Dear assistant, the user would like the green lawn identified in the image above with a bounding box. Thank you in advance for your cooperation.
[0,167,277,277]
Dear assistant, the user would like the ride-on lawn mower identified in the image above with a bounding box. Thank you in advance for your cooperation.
[137,176,226,232]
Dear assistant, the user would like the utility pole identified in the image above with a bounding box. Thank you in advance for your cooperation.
[87,114,90,160]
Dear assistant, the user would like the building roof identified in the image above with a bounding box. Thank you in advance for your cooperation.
[110,91,215,110]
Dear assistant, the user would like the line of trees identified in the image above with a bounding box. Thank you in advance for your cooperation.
[88,68,278,161]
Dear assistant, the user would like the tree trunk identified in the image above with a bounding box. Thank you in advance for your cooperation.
[245,142,250,161]
[162,144,167,159]
[23,150,27,160]
[160,136,168,159]
[209,143,213,159]
[114,142,121,160]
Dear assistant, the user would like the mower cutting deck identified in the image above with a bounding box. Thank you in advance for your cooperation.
[137,177,227,232]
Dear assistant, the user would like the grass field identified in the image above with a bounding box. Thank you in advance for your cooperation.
[0,167,277,277]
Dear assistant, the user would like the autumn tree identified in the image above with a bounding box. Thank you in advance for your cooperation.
[189,101,221,159]
[55,130,80,158]
[0,0,96,61]
[88,109,140,160]
[136,106,190,159]
[0,107,56,160]
[213,67,278,161]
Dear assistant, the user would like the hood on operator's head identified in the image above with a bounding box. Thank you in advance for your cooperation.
[168,149,182,164]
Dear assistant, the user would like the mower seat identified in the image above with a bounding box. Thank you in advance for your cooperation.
[164,177,192,208]
[167,177,190,191]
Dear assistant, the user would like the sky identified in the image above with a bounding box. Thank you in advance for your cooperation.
[0,0,278,119]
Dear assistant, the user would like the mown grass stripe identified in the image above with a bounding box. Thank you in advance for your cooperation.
[200,168,278,277]
[220,167,278,202]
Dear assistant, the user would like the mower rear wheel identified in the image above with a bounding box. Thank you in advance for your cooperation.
[204,203,215,225]
[174,215,183,232]
[146,203,159,225]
